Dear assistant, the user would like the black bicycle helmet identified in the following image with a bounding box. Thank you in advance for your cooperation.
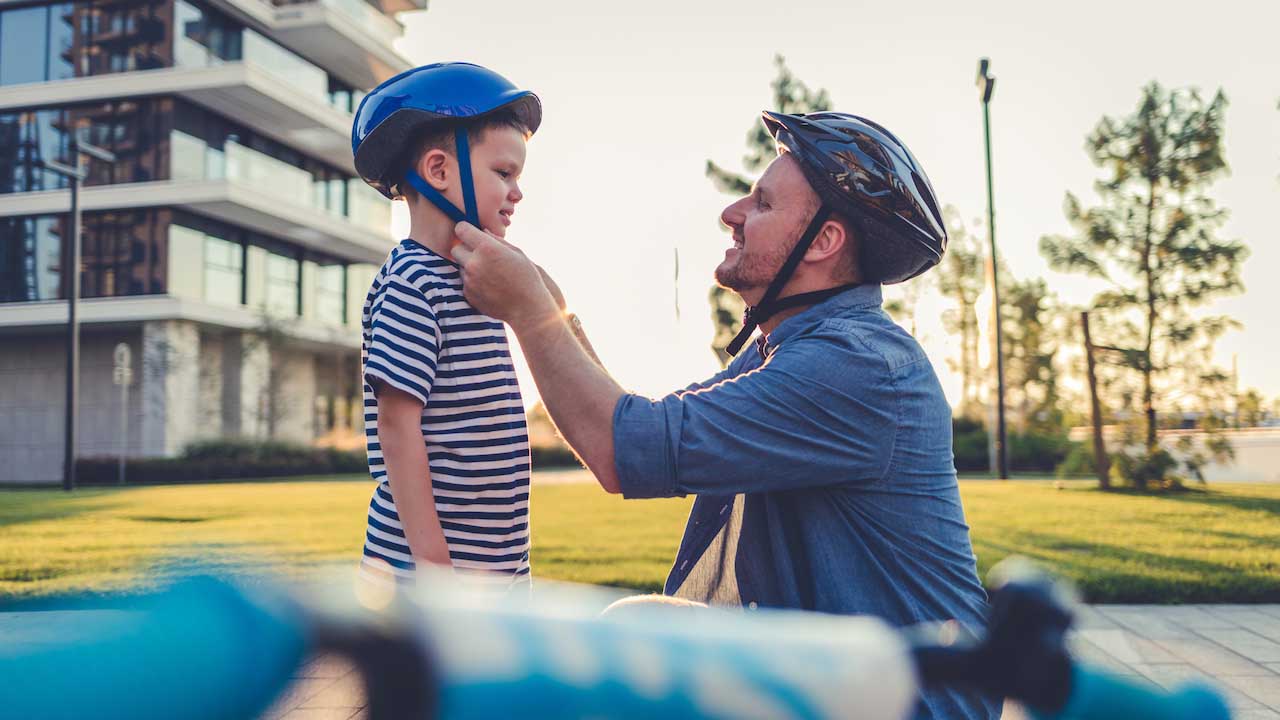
[761,110,947,284]
[725,111,947,356]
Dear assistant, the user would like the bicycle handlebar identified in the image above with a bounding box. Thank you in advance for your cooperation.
[0,573,1236,720]
[1,577,307,720]
[1034,663,1230,720]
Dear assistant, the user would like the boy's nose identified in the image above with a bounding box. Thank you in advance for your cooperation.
[509,183,524,204]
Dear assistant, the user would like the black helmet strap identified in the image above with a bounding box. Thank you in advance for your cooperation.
[726,205,861,357]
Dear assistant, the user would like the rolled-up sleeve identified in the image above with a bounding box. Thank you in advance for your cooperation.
[364,275,441,405]
[613,330,896,498]
[613,394,681,498]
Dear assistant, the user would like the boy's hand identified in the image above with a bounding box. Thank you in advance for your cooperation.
[454,222,561,332]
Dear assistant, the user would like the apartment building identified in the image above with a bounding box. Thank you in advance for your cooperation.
[0,0,422,483]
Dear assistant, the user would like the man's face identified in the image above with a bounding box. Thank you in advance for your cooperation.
[715,153,816,296]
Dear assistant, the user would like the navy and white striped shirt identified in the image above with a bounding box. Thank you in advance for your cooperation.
[359,239,531,590]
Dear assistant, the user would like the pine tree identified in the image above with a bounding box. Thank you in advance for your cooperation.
[1040,82,1248,485]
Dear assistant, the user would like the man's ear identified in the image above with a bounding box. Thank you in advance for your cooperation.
[804,219,849,264]
[417,148,452,191]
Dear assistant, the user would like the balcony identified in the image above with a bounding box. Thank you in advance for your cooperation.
[0,179,393,264]
[202,0,412,89]
[0,295,361,350]
[0,63,355,174]
[272,0,410,89]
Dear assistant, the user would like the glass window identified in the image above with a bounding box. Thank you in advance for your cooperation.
[203,233,244,306]
[345,262,375,326]
[47,3,76,81]
[171,129,207,181]
[314,262,346,325]
[264,251,299,317]
[327,77,357,114]
[348,179,391,230]
[0,0,174,84]
[0,109,66,193]
[0,216,63,302]
[241,28,326,100]
[0,98,172,194]
[81,209,170,298]
[0,6,50,86]
[167,223,204,301]
[173,0,239,67]
[1,208,169,303]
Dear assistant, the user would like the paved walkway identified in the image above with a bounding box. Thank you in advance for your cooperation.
[1003,604,1280,720]
[6,604,1280,718]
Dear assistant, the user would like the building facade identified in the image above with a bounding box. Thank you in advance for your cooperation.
[0,0,420,484]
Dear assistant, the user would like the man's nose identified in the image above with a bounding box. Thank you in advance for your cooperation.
[720,196,747,228]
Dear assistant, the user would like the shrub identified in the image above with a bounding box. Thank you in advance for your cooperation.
[76,439,367,485]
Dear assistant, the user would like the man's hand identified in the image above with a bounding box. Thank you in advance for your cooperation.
[453,222,561,332]
[538,264,567,312]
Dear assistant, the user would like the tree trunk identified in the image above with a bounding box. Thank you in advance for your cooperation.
[1082,312,1111,489]
[960,299,973,416]
[1142,180,1158,452]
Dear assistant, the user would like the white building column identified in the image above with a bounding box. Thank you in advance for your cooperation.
[140,320,201,457]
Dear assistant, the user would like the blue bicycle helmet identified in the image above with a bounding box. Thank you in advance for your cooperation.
[351,62,542,226]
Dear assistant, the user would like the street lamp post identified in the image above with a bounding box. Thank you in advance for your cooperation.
[41,131,116,492]
[976,57,1009,480]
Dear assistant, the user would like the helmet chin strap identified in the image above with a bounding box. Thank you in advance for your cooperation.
[725,205,860,357]
[400,127,481,229]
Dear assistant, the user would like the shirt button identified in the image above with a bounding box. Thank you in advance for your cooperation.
[748,602,758,610]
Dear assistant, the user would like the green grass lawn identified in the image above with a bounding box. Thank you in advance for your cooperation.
[2,477,1277,603]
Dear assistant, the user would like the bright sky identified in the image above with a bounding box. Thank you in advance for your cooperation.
[392,0,1280,409]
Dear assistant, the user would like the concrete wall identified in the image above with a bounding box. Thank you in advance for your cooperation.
[1162,428,1280,483]
[0,320,359,485]
[1070,426,1280,483]
[0,329,144,484]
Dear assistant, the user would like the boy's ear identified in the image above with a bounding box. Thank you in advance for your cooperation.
[418,148,452,191]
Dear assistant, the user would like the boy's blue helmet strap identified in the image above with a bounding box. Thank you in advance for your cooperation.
[454,127,479,226]
[400,127,481,228]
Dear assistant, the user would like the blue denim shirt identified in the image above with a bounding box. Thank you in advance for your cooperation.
[613,284,999,720]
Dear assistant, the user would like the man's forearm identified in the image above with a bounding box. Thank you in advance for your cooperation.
[379,422,452,567]
[515,315,625,493]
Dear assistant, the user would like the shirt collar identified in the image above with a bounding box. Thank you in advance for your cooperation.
[760,283,883,353]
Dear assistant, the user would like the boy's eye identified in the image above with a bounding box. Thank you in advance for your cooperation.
[496,170,511,179]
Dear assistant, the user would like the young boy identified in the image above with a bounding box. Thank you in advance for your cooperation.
[350,63,545,591]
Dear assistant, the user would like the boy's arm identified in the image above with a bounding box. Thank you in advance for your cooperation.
[376,384,452,568]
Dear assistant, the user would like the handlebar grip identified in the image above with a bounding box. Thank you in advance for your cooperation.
[1034,663,1231,720]
[1,577,309,720]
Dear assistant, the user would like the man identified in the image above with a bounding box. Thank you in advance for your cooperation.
[453,110,999,719]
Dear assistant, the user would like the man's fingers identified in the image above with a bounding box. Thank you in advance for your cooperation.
[454,221,490,248]
[453,243,473,266]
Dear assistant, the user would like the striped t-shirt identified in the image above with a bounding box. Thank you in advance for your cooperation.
[359,239,531,590]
